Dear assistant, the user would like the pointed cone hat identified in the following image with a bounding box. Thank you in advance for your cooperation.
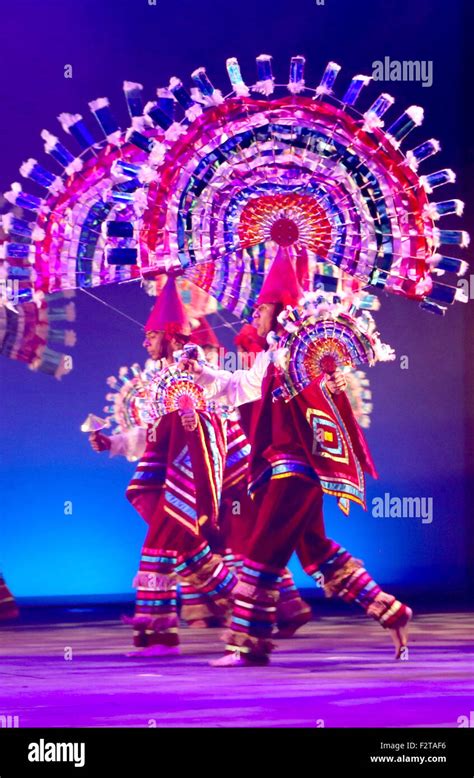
[145,275,191,336]
[190,317,219,348]
[256,247,303,308]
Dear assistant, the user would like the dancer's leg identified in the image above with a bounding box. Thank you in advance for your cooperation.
[214,477,319,666]
[298,520,413,660]
[275,568,312,638]
[124,505,207,654]
[179,580,227,628]
[176,542,237,619]
[227,483,312,638]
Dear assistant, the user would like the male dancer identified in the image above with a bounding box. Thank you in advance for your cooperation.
[92,312,311,635]
[232,324,313,637]
[185,248,412,666]
[188,318,312,636]
[89,277,237,655]
[173,317,234,627]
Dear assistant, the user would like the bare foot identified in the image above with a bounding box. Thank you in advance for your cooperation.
[210,651,269,667]
[125,644,180,658]
[389,607,413,660]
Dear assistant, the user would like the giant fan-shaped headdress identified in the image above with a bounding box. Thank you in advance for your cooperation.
[1,56,469,318]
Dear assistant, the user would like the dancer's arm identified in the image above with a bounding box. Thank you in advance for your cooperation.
[185,350,271,406]
[109,427,147,460]
[89,427,147,461]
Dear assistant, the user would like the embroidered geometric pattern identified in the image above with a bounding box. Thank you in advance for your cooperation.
[310,383,366,510]
[306,408,348,462]
[126,450,167,494]
[223,419,251,490]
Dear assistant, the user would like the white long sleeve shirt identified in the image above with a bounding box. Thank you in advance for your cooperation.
[109,426,148,462]
[196,350,271,407]
[107,352,271,460]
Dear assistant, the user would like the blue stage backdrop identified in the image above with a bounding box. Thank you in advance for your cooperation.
[0,0,471,600]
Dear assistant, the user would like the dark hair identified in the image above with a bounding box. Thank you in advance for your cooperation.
[270,302,284,332]
[171,332,190,345]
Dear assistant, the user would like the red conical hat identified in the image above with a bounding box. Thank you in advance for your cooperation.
[256,247,303,307]
[191,317,219,348]
[145,276,191,336]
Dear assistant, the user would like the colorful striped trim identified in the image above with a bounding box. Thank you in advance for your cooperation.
[318,545,352,576]
[318,382,367,510]
[175,543,210,575]
[248,458,318,496]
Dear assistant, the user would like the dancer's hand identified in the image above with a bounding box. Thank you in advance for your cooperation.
[178,357,203,377]
[89,431,112,452]
[326,368,347,395]
[180,408,198,432]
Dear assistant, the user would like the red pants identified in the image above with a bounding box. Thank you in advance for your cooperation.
[180,479,311,628]
[129,490,237,647]
[246,477,334,570]
[226,476,408,658]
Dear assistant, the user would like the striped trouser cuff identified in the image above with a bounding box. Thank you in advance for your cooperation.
[225,560,281,656]
[176,543,237,602]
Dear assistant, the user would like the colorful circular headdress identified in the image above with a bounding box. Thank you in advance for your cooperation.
[0,288,76,379]
[105,362,162,431]
[1,56,469,319]
[343,368,373,429]
[273,293,395,401]
[81,361,162,435]
[146,368,207,420]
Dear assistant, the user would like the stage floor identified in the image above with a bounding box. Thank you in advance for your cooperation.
[0,610,472,728]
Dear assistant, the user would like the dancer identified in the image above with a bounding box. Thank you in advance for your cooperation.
[183,317,313,635]
[233,324,312,637]
[184,248,412,666]
[89,277,237,655]
[89,313,247,629]
[175,318,231,626]
[0,574,19,621]
[90,312,311,634]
